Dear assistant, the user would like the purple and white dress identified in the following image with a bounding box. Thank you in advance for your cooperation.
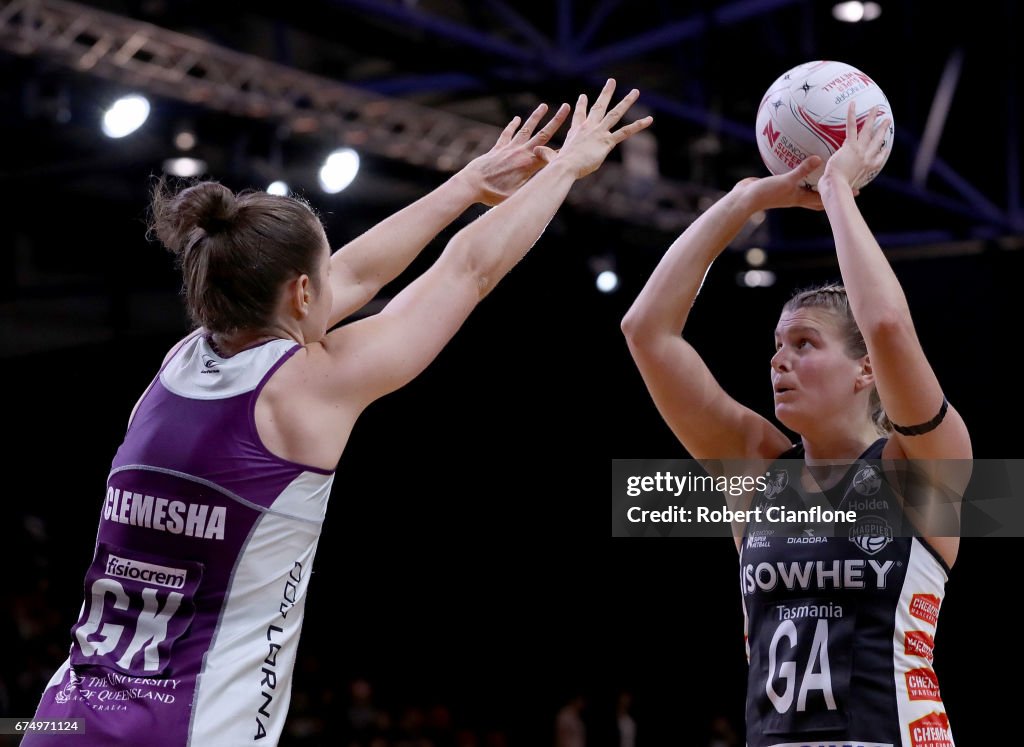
[26,332,334,745]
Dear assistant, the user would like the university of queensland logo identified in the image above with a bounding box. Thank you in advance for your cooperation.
[849,514,893,555]
[54,668,80,704]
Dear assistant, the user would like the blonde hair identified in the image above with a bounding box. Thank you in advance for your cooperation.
[782,284,892,435]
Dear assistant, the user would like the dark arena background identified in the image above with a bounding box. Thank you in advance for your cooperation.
[1,1,1021,745]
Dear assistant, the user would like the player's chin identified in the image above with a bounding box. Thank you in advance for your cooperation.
[774,403,804,432]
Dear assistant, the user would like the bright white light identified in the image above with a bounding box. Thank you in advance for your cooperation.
[832,1,881,22]
[162,157,207,177]
[741,269,777,288]
[267,180,290,196]
[174,130,196,150]
[318,148,360,194]
[596,270,619,293]
[102,95,150,138]
[745,248,767,267]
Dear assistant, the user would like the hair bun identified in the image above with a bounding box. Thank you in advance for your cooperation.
[150,180,239,256]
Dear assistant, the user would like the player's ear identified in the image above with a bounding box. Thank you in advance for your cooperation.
[854,355,874,393]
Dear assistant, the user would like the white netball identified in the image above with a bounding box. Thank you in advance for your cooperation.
[755,60,894,189]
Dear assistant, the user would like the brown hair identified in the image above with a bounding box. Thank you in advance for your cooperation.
[149,179,327,334]
[782,283,892,435]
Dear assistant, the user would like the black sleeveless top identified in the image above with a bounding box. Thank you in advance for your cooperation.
[740,438,955,747]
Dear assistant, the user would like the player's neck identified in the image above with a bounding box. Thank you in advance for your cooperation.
[800,424,879,465]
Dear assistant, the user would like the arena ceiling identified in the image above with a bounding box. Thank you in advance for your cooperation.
[1,0,1021,354]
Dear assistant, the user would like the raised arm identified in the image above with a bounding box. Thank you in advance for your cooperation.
[315,80,652,408]
[817,104,971,461]
[621,159,825,459]
[326,103,570,326]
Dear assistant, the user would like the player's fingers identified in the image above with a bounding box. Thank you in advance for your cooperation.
[526,103,570,147]
[515,103,548,141]
[611,115,654,144]
[589,78,617,119]
[602,88,640,129]
[571,93,588,129]
[496,116,521,146]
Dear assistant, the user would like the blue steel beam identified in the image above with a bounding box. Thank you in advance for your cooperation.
[327,0,536,64]
[482,0,551,52]
[358,72,488,96]
[558,0,572,49]
[571,0,621,53]
[569,0,803,75]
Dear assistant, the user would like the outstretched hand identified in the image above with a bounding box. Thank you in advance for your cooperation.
[821,103,892,190]
[734,156,829,212]
[462,102,572,206]
[534,79,654,179]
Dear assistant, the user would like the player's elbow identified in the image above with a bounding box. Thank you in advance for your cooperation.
[621,306,657,348]
[444,235,499,301]
[863,308,914,345]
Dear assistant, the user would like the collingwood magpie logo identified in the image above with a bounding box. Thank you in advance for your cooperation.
[849,514,893,555]
[763,470,788,499]
[201,354,221,374]
[852,465,881,495]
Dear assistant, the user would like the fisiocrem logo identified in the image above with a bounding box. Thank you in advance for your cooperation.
[105,554,187,589]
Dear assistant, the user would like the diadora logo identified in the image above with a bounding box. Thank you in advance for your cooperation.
[848,514,893,555]
[201,354,221,374]
[763,120,781,149]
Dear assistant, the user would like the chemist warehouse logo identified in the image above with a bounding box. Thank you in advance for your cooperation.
[849,514,893,556]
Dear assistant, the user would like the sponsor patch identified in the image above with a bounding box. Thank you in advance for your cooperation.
[908,712,953,747]
[909,594,941,626]
[906,668,942,701]
[904,631,935,662]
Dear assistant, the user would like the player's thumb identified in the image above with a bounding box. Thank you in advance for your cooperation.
[534,146,558,164]
[797,155,823,175]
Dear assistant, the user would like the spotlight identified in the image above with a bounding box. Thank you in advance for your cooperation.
[596,270,619,293]
[832,2,882,22]
[267,181,290,196]
[174,130,197,151]
[745,248,767,267]
[738,269,777,288]
[102,94,150,138]
[318,148,360,194]
[162,157,207,177]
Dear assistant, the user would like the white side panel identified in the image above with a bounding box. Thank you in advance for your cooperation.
[188,472,330,745]
[892,539,953,747]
